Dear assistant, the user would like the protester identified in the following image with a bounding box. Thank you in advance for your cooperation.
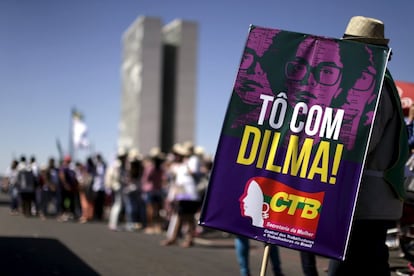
[3,159,20,215]
[91,153,107,221]
[39,157,60,218]
[300,251,319,276]
[105,149,128,231]
[235,235,285,276]
[16,155,37,217]
[183,141,202,186]
[405,104,414,151]
[161,143,199,248]
[30,155,42,216]
[328,16,409,275]
[75,161,94,223]
[123,148,144,231]
[141,148,167,234]
[58,155,79,221]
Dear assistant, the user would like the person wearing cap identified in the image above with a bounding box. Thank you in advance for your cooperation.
[328,16,409,275]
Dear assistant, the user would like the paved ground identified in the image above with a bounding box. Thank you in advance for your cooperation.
[0,192,409,275]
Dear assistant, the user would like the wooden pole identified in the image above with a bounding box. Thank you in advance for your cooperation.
[260,243,271,276]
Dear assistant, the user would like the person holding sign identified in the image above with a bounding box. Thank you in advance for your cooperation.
[235,235,285,276]
[328,16,409,275]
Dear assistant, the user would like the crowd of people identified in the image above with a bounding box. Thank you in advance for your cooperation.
[2,15,414,276]
[1,141,213,248]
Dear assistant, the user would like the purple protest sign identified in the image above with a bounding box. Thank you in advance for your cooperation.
[199,25,390,260]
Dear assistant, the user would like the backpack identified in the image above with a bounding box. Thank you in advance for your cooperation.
[65,168,79,190]
[17,169,36,193]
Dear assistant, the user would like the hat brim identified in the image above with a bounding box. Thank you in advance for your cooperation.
[342,35,389,46]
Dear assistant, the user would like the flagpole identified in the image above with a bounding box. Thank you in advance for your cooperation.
[69,107,75,160]
[56,137,64,163]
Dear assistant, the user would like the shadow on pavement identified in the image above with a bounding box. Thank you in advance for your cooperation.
[0,237,99,276]
[0,193,10,206]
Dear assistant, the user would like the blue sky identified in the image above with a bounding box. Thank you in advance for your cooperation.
[1,0,413,171]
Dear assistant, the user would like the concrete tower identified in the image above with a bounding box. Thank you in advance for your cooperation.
[161,19,198,152]
[119,16,198,154]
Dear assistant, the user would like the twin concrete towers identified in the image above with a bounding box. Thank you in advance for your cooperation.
[118,16,198,155]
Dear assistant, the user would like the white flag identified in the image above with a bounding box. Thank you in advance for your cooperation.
[72,112,89,149]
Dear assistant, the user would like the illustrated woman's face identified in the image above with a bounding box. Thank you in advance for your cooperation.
[235,48,273,105]
[285,37,343,109]
[338,58,377,149]
[345,65,376,108]
[234,28,278,106]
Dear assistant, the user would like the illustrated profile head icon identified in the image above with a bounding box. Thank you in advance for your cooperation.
[240,180,266,227]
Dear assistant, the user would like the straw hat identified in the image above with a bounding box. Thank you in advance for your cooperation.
[117,147,127,157]
[172,143,190,156]
[128,148,141,161]
[182,140,195,153]
[149,147,161,157]
[149,147,166,160]
[342,16,389,46]
[194,146,205,156]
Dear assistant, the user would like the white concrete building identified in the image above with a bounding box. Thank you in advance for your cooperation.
[119,16,198,154]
